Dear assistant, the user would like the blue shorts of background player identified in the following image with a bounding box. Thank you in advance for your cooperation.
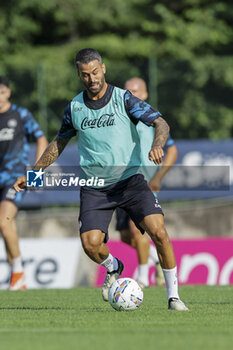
[0,186,25,207]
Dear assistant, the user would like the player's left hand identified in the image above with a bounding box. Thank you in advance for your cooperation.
[149,146,164,164]
[13,175,27,192]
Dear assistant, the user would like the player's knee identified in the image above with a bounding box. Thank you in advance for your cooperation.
[81,232,103,255]
[148,224,169,246]
[139,234,150,248]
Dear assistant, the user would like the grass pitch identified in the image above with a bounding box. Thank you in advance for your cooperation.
[0,286,232,350]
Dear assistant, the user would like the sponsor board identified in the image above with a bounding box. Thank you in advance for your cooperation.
[0,238,81,289]
[96,239,233,286]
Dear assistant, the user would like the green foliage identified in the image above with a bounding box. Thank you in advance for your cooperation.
[0,0,232,140]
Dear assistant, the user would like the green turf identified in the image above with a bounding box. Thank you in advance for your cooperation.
[0,286,232,350]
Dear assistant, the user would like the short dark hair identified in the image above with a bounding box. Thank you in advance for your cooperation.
[0,76,9,87]
[75,48,102,69]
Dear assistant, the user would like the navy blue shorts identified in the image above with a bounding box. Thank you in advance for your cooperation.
[79,174,163,242]
[115,207,131,231]
[115,196,162,231]
[0,186,25,207]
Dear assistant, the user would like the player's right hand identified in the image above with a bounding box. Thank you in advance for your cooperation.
[14,175,27,192]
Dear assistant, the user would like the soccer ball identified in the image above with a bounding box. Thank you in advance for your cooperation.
[108,277,143,311]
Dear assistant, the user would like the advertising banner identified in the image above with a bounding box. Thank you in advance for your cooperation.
[96,239,233,286]
[1,238,233,288]
[159,139,233,200]
[0,238,81,289]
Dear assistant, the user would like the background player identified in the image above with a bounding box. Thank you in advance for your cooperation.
[14,48,188,310]
[0,76,48,290]
[116,77,178,288]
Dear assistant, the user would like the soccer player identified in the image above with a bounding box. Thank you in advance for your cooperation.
[14,48,188,310]
[0,76,48,290]
[116,77,178,288]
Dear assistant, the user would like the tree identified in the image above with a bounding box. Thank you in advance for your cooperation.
[0,0,232,139]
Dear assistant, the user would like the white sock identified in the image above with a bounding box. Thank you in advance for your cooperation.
[149,244,159,264]
[163,266,179,300]
[137,264,149,287]
[12,256,23,273]
[101,254,118,272]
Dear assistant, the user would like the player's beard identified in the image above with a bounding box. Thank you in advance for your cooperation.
[86,75,105,97]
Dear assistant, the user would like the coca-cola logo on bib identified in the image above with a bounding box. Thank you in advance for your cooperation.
[81,113,115,130]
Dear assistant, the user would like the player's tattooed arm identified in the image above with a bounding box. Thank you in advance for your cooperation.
[149,117,170,165]
[151,117,169,148]
[33,136,69,170]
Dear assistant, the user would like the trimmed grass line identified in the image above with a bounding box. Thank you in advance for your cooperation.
[0,327,192,333]
[0,328,93,333]
[0,327,232,334]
